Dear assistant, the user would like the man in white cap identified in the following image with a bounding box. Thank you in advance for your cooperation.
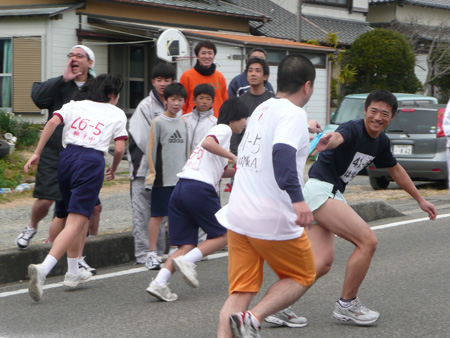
[16,45,99,276]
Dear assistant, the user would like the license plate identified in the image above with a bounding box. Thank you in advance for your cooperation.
[392,145,412,155]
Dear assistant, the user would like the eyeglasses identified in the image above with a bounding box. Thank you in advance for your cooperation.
[67,53,87,60]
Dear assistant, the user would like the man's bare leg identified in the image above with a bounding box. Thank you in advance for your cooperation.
[217,292,255,338]
[30,199,54,229]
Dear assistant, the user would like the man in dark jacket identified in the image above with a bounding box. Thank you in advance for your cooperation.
[16,45,99,274]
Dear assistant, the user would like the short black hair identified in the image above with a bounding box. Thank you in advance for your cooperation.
[163,83,187,100]
[365,90,398,116]
[194,40,217,56]
[247,48,267,59]
[245,57,270,77]
[81,74,123,103]
[152,63,176,80]
[217,98,250,125]
[277,55,315,94]
[194,83,215,99]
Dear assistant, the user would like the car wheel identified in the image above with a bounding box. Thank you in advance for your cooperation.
[369,176,389,190]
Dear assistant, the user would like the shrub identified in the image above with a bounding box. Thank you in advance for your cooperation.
[0,111,41,148]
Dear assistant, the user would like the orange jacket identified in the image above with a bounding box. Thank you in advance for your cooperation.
[179,68,228,117]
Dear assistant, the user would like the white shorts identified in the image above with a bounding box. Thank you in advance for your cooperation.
[304,178,347,212]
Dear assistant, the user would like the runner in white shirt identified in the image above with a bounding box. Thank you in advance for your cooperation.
[146,98,249,302]
[216,55,329,338]
[24,74,127,302]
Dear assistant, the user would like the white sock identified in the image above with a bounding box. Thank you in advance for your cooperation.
[87,235,96,238]
[183,247,203,263]
[67,257,79,275]
[42,255,58,276]
[155,268,172,286]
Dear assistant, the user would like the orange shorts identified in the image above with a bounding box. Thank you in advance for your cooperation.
[227,230,316,294]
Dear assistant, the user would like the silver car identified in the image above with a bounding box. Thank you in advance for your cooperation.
[367,104,448,190]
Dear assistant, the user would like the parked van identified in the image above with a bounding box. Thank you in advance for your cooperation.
[323,93,438,133]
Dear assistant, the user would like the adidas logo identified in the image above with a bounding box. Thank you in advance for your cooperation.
[168,130,184,143]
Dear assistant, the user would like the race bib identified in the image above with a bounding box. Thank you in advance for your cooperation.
[237,126,264,172]
[70,115,105,146]
[340,152,374,183]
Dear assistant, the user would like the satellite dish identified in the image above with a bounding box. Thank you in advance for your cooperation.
[156,29,189,63]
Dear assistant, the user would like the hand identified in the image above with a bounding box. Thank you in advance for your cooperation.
[24,154,40,174]
[292,201,314,229]
[419,199,437,220]
[63,58,81,82]
[105,167,115,181]
[308,120,322,134]
[311,133,333,156]
[230,154,238,168]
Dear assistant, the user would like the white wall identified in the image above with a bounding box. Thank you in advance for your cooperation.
[302,3,367,21]
[397,6,450,26]
[415,53,428,86]
[304,68,328,128]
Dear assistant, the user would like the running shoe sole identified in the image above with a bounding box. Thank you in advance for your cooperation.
[264,315,307,328]
[28,265,42,302]
[172,258,199,288]
[62,275,92,287]
[146,286,177,302]
[333,311,380,325]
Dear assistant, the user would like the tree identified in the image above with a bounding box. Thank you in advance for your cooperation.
[346,29,422,94]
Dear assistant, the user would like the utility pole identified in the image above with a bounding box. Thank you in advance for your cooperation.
[297,0,302,42]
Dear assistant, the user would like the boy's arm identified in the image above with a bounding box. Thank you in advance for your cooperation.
[387,163,437,220]
[201,136,237,166]
[24,115,61,173]
[105,139,125,181]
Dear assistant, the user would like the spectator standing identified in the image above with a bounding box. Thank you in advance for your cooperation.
[145,83,189,270]
[127,63,176,264]
[179,41,228,117]
[228,48,274,98]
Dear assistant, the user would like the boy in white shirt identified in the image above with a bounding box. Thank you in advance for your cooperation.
[146,98,250,302]
[24,74,127,302]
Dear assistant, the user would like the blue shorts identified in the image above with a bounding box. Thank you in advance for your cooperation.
[54,198,101,219]
[57,145,104,219]
[168,179,226,246]
[151,186,175,217]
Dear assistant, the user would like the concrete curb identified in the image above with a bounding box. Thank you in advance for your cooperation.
[0,200,405,285]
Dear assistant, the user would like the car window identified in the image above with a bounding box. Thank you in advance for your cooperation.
[330,98,365,124]
[399,100,434,106]
[386,109,437,134]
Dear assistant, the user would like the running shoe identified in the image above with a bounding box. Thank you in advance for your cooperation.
[264,306,307,327]
[333,297,380,325]
[230,311,261,338]
[28,264,45,302]
[63,269,92,287]
[145,253,162,270]
[172,256,199,288]
[16,225,37,249]
[146,280,178,302]
[78,256,97,275]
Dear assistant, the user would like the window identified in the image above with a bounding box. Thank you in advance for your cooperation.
[304,0,349,6]
[0,39,12,109]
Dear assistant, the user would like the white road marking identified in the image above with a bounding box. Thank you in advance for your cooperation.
[1,216,448,299]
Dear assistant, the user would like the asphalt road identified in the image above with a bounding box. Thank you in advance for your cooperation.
[1,213,450,338]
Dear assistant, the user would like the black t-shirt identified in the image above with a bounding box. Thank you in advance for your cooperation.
[308,119,397,193]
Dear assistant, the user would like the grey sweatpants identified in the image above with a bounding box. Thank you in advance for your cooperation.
[130,177,166,263]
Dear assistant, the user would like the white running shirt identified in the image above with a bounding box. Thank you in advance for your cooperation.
[177,124,231,191]
[216,97,309,240]
[54,100,128,156]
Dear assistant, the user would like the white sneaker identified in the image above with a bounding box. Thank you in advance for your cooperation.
[230,311,261,338]
[63,269,92,287]
[78,256,97,275]
[145,253,161,270]
[146,280,178,302]
[28,264,45,302]
[16,225,37,249]
[333,297,380,325]
[172,255,199,288]
[265,306,307,327]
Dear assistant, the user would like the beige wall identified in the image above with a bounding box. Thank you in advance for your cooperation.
[397,5,450,26]
[367,4,396,23]
[79,1,249,33]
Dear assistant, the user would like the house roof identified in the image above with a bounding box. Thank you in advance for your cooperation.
[225,0,372,45]
[0,5,72,17]
[370,0,450,10]
[183,29,335,52]
[110,0,269,21]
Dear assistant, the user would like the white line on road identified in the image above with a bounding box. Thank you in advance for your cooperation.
[1,215,448,300]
